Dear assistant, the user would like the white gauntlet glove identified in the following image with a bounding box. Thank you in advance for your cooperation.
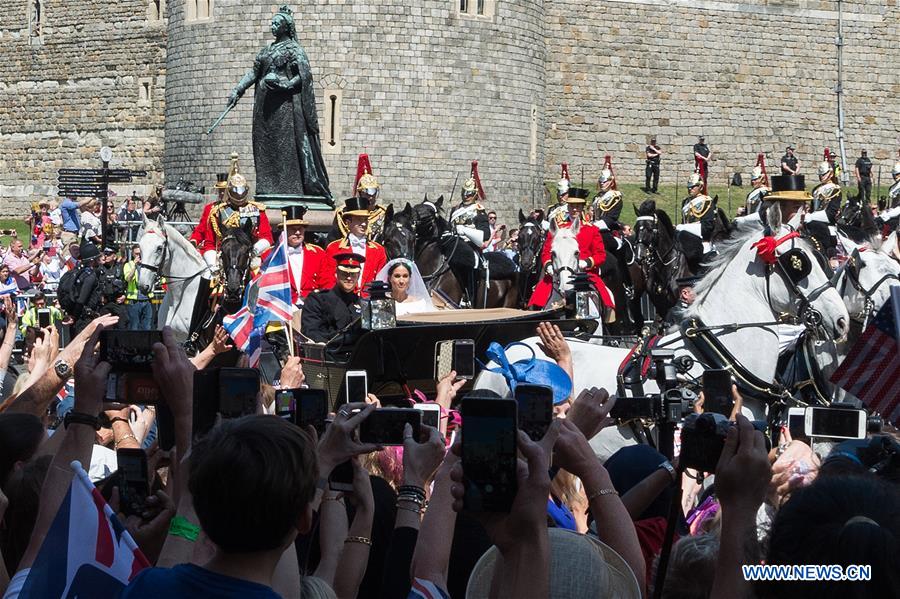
[545,263,554,276]
[203,250,219,274]
[250,255,262,270]
[578,259,588,270]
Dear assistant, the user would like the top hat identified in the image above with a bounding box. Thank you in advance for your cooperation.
[282,205,309,227]
[342,196,370,217]
[566,187,590,204]
[214,173,229,190]
[767,175,812,202]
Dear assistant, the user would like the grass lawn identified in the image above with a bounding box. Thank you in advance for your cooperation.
[0,219,31,243]
[543,181,747,227]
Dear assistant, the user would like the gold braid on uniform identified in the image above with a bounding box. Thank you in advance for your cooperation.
[594,191,622,213]
[209,203,225,241]
[688,197,712,220]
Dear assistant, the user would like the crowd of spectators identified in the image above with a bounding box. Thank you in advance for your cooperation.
[0,306,894,598]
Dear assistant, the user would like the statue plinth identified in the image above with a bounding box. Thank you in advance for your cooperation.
[255,193,334,211]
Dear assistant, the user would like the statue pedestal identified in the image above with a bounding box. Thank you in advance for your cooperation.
[258,194,335,231]
[256,193,334,210]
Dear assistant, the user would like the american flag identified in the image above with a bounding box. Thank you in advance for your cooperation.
[830,287,900,425]
[17,461,149,597]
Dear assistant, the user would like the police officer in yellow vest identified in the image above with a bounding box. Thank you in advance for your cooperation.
[123,245,154,330]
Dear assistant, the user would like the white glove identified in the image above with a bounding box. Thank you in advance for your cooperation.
[456,225,485,247]
[578,259,588,269]
[250,256,262,270]
[203,250,219,273]
[545,263,554,276]
[253,239,271,256]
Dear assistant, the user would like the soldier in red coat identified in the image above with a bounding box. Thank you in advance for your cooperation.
[281,206,326,302]
[323,197,388,294]
[528,187,614,311]
[189,153,274,273]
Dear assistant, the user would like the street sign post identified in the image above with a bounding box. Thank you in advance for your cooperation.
[56,150,147,248]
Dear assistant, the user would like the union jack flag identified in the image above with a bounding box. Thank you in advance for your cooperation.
[222,303,262,367]
[830,287,900,425]
[17,461,149,597]
[253,235,293,325]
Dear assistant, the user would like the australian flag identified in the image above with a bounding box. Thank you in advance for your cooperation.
[223,235,293,367]
[16,461,149,597]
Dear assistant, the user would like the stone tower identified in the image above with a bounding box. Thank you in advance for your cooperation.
[164,0,548,218]
[0,0,166,215]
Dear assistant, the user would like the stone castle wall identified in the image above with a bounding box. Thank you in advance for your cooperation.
[3,1,898,221]
[0,0,167,216]
[545,0,899,191]
[164,0,548,222]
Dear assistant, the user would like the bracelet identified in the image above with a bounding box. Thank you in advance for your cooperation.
[397,495,427,510]
[397,505,424,516]
[64,411,100,431]
[114,434,137,450]
[587,488,619,501]
[168,515,201,542]
[398,484,426,498]
[345,536,372,546]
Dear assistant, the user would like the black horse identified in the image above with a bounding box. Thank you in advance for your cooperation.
[392,196,518,309]
[219,222,254,314]
[632,200,684,318]
[381,203,415,260]
[515,209,545,306]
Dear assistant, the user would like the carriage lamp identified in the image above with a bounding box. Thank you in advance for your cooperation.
[361,281,396,330]
[570,273,600,320]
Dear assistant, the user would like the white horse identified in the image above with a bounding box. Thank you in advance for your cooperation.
[800,231,900,402]
[137,215,211,339]
[548,220,581,305]
[477,223,850,460]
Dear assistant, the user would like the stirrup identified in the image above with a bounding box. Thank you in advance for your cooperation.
[460,298,472,309]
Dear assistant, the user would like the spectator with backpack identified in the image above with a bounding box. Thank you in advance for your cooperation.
[56,242,104,335]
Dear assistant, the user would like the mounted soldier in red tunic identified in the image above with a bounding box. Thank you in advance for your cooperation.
[190,153,274,274]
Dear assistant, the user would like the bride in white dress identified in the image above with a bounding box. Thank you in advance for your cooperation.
[375,258,436,316]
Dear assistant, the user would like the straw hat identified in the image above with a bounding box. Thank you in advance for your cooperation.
[465,528,641,599]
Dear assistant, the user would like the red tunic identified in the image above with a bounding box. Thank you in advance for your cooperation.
[189,201,274,254]
[528,220,614,309]
[322,238,388,294]
[288,243,327,300]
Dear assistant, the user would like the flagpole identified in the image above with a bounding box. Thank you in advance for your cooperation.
[282,217,295,357]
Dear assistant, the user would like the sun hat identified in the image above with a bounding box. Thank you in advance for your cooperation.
[465,528,641,599]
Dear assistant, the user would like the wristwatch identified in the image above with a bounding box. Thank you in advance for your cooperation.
[659,460,678,483]
[64,411,101,431]
[54,359,73,381]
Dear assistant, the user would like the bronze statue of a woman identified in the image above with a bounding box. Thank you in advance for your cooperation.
[226,5,331,200]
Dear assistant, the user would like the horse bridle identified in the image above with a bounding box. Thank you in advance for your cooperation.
[837,248,900,325]
[219,233,251,297]
[140,230,208,283]
[765,237,837,333]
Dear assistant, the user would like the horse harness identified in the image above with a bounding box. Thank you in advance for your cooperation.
[837,248,900,327]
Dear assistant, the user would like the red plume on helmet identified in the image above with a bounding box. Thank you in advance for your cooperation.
[756,153,769,186]
[352,153,373,194]
[470,160,486,201]
[602,154,617,190]
[560,162,570,183]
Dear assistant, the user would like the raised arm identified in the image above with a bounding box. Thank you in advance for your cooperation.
[15,326,109,572]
